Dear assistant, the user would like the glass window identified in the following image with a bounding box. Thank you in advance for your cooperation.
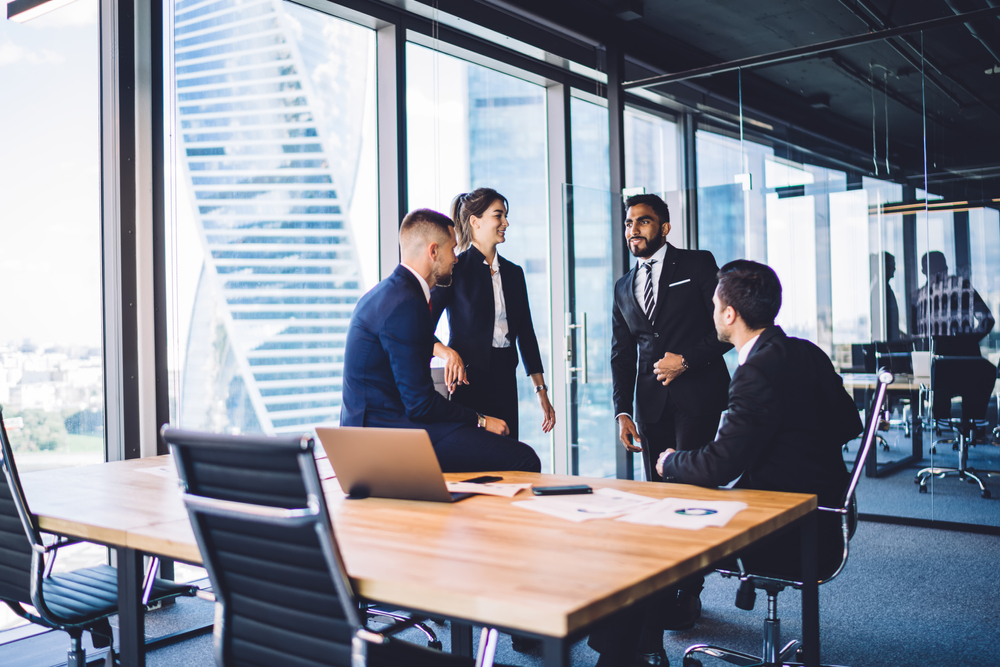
[0,0,104,631]
[406,43,552,469]
[624,107,680,194]
[166,0,378,435]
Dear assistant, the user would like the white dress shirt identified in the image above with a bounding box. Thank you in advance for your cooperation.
[486,254,511,348]
[632,242,669,312]
[738,333,761,366]
[400,263,431,304]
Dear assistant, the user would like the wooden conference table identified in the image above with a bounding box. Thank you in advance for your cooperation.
[21,455,820,667]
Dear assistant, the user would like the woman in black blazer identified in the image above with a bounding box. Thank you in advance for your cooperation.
[431,188,555,440]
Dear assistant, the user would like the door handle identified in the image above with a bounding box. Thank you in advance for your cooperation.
[566,312,588,384]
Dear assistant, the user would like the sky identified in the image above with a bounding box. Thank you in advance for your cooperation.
[0,0,102,348]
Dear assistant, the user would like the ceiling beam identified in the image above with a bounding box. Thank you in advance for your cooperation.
[622,4,1000,89]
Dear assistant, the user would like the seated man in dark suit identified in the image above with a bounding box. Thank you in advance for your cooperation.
[590,260,862,667]
[340,208,541,473]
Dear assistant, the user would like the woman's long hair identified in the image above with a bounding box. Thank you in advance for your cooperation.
[450,187,509,253]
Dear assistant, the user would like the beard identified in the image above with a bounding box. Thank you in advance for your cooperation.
[715,325,731,343]
[629,232,664,258]
[432,266,453,288]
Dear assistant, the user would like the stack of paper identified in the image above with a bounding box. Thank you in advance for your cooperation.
[616,498,748,530]
[445,482,533,498]
[512,488,659,522]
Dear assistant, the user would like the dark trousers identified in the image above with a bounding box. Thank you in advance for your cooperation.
[433,425,540,473]
[452,346,521,440]
[637,395,722,483]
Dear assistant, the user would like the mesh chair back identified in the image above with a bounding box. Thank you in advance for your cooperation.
[0,410,40,605]
[164,427,362,667]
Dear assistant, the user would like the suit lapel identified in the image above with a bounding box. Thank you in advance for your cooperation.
[650,244,679,324]
[620,264,648,329]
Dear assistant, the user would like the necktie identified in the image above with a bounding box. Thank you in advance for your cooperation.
[643,260,656,323]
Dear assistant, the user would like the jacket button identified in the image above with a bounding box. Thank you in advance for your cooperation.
[654,333,659,338]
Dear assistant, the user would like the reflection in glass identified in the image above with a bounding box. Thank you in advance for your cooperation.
[168,0,378,435]
[406,44,552,469]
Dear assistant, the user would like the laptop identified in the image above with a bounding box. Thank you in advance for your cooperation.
[314,427,472,502]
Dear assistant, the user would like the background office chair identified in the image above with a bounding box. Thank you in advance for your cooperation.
[162,426,504,667]
[682,369,894,667]
[915,354,998,499]
[0,409,196,667]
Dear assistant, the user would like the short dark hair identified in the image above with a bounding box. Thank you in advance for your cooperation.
[624,193,670,224]
[399,208,454,242]
[716,260,782,330]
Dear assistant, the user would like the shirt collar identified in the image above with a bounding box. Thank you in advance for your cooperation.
[738,333,761,366]
[482,253,501,273]
[638,242,668,267]
[400,263,431,303]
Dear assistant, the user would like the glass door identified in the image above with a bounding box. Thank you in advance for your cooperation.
[563,184,617,478]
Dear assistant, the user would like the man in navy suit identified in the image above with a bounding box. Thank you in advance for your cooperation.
[340,208,541,473]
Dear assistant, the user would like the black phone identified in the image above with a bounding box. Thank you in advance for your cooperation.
[460,475,503,484]
[531,484,593,496]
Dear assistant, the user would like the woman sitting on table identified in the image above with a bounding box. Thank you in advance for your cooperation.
[431,187,556,441]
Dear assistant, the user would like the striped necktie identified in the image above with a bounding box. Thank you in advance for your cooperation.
[643,260,656,323]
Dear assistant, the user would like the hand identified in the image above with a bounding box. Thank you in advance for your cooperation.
[654,352,686,386]
[483,416,509,436]
[536,389,556,433]
[655,448,676,478]
[433,342,467,392]
[618,415,642,452]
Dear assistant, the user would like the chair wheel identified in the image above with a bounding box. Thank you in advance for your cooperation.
[683,658,703,667]
[930,446,937,454]
[427,640,442,650]
[982,489,992,499]
[918,485,928,493]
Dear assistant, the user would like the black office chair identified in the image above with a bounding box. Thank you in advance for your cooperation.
[682,370,894,667]
[915,355,999,499]
[0,409,196,667]
[162,426,506,667]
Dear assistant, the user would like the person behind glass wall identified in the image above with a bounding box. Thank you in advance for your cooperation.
[870,251,901,342]
[915,251,996,422]
[431,188,556,442]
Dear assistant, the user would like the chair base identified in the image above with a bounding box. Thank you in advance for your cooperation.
[915,467,994,499]
[682,640,846,667]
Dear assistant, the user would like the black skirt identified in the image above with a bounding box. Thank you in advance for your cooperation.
[451,346,520,440]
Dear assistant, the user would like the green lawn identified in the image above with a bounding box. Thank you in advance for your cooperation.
[64,434,104,454]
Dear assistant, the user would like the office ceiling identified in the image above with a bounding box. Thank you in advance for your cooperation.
[481,0,1000,199]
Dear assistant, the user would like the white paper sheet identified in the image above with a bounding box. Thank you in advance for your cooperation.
[616,497,748,530]
[445,482,532,498]
[136,465,177,480]
[512,487,658,522]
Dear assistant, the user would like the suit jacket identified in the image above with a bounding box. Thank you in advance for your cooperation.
[431,246,543,376]
[340,265,478,443]
[611,243,731,423]
[660,326,863,508]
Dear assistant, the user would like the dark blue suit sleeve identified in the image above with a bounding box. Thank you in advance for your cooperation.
[380,298,478,426]
[661,363,779,487]
[611,287,639,418]
[511,267,544,376]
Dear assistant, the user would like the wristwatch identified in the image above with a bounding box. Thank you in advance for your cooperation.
[534,384,548,394]
[477,413,486,428]
[680,356,690,371]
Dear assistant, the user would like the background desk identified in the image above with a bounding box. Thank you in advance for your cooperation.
[22,456,820,667]
[842,373,924,477]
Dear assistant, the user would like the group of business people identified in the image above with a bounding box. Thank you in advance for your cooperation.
[340,191,864,667]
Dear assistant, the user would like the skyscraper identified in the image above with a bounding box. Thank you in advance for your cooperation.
[172,0,373,434]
